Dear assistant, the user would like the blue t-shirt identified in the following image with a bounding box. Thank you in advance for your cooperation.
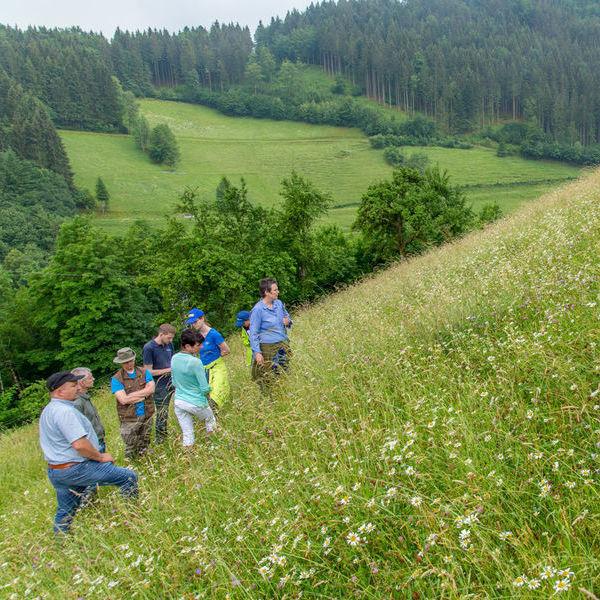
[142,339,174,387]
[111,369,154,417]
[199,328,225,366]
[39,398,100,464]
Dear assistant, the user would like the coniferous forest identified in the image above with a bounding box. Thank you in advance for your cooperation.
[2,1,600,144]
[3,0,600,420]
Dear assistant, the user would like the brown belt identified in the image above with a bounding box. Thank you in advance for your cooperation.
[47,461,79,470]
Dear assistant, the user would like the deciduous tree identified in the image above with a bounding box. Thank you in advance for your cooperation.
[353,167,473,260]
[148,123,180,167]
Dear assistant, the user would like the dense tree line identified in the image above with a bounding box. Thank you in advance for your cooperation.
[111,24,253,95]
[0,66,90,291]
[0,26,123,131]
[0,23,253,123]
[255,0,600,144]
[0,68,73,186]
[0,65,99,336]
[0,168,499,411]
[4,1,600,152]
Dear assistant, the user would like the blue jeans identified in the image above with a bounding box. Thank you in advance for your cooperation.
[47,461,138,533]
[272,345,290,375]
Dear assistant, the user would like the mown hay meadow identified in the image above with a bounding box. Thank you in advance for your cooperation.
[59,99,581,234]
[1,169,600,598]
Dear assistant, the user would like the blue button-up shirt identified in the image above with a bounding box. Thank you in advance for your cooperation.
[249,299,292,354]
[39,398,99,464]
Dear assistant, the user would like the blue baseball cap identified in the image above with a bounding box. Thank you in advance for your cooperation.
[185,308,204,324]
[235,310,250,326]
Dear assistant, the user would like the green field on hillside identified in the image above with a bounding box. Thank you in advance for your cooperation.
[2,167,599,598]
[60,99,582,233]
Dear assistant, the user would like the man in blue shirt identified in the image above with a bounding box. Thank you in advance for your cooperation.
[249,278,293,387]
[142,324,175,442]
[39,371,138,533]
[111,347,155,459]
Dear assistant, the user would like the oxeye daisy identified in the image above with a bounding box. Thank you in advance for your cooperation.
[346,532,360,546]
[553,579,571,592]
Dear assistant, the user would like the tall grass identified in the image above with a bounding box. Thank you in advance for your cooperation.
[1,170,600,598]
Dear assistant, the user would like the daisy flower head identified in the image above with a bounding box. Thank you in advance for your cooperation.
[346,532,360,546]
[553,579,571,593]
[556,568,574,579]
[540,566,555,580]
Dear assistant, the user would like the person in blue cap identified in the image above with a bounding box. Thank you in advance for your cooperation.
[235,310,252,367]
[186,308,231,409]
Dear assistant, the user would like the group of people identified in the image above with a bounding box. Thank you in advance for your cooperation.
[38,278,292,533]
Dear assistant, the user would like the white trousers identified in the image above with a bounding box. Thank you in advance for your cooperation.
[174,399,217,446]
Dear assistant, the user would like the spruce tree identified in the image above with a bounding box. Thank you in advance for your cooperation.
[95,177,110,213]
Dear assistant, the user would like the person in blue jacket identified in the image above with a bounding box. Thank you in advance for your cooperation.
[249,277,292,387]
[186,308,231,408]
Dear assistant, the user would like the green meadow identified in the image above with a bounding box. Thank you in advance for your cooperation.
[1,167,599,598]
[60,99,581,233]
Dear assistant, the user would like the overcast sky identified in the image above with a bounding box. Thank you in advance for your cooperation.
[1,0,317,37]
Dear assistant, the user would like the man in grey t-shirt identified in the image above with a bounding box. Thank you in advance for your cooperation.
[39,371,138,533]
[72,367,106,452]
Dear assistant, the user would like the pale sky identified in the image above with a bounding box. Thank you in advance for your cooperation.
[0,0,317,36]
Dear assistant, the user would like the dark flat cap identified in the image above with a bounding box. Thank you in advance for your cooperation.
[46,371,85,392]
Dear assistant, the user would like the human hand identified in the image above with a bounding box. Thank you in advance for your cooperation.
[255,353,264,365]
[283,316,291,327]
[99,453,115,463]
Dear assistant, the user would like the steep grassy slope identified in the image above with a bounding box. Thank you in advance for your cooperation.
[60,99,581,233]
[1,170,599,598]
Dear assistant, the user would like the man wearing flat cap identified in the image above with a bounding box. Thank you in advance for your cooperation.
[111,347,155,459]
[39,371,138,534]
